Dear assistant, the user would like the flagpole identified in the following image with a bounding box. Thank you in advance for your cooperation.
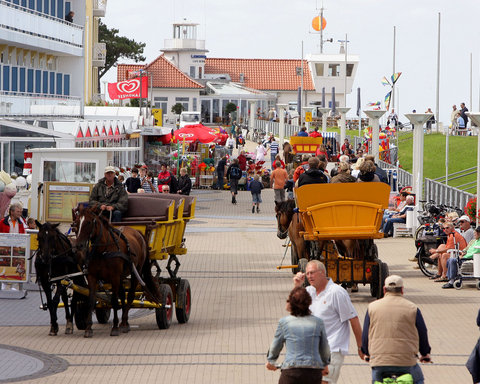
[139,70,143,117]
[391,26,396,115]
[436,13,441,133]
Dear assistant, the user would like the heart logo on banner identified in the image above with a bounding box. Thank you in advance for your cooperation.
[117,79,140,93]
[177,133,195,138]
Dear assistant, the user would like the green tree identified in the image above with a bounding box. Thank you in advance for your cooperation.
[171,103,185,115]
[98,21,146,92]
[224,102,237,124]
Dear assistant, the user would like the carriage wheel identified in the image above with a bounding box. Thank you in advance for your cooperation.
[376,261,389,300]
[74,302,88,330]
[156,284,173,329]
[95,307,111,324]
[175,279,191,324]
[291,246,299,275]
[298,259,309,287]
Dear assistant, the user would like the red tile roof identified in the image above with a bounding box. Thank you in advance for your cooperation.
[204,58,315,91]
[117,55,203,89]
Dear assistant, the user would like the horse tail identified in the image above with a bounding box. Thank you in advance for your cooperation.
[141,258,160,304]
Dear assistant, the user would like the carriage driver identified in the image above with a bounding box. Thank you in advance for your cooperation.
[89,166,128,222]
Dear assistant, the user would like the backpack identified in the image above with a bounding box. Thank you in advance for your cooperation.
[230,166,242,180]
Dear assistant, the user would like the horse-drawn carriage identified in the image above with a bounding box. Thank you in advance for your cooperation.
[35,193,195,337]
[276,182,390,299]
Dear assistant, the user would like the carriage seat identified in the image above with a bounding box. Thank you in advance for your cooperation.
[119,197,174,224]
[127,194,185,220]
[128,193,195,219]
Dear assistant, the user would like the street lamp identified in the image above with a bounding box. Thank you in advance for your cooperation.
[337,107,350,145]
[363,110,386,162]
[318,108,331,134]
[466,112,480,227]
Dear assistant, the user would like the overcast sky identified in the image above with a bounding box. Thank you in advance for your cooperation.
[101,0,480,125]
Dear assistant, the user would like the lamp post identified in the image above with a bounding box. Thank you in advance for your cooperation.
[363,110,387,162]
[337,107,350,145]
[248,100,256,136]
[277,103,288,146]
[466,112,480,226]
[404,113,433,210]
[102,80,107,102]
[318,108,331,134]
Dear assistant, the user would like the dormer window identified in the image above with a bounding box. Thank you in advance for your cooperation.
[315,63,324,76]
[346,64,354,77]
[328,63,340,77]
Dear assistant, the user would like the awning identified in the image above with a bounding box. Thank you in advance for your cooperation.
[141,126,172,136]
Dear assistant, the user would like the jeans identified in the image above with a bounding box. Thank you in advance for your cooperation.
[217,172,224,190]
[271,153,277,167]
[100,209,122,223]
[383,217,405,235]
[446,258,460,280]
[371,364,424,384]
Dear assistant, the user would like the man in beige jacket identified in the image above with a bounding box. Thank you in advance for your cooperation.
[361,275,431,383]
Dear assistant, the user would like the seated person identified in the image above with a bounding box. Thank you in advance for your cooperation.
[309,127,322,138]
[325,140,333,159]
[443,226,480,289]
[293,154,311,182]
[364,155,389,184]
[331,161,356,183]
[457,215,474,243]
[89,166,128,222]
[382,191,409,223]
[297,157,329,187]
[382,195,415,237]
[428,222,468,282]
[297,127,309,137]
[356,160,381,182]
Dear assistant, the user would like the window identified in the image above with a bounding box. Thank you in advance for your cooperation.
[49,71,55,94]
[44,0,49,15]
[50,0,55,16]
[27,68,34,93]
[3,66,10,91]
[346,64,354,77]
[11,67,18,92]
[57,0,63,20]
[175,97,188,111]
[35,69,41,93]
[198,66,202,79]
[36,0,42,12]
[42,71,48,93]
[189,66,195,78]
[56,73,62,95]
[154,97,167,112]
[28,0,34,10]
[315,63,324,76]
[64,74,70,95]
[192,98,197,111]
[19,68,26,92]
[328,63,340,77]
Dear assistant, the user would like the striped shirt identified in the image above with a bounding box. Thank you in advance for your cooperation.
[140,176,157,193]
[270,141,279,155]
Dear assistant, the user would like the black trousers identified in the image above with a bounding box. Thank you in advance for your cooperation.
[279,368,324,384]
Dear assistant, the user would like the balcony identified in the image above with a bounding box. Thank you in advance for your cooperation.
[92,42,106,67]
[0,1,83,56]
[0,92,82,118]
[93,0,107,17]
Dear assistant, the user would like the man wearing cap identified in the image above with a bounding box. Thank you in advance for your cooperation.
[457,215,475,243]
[443,226,480,289]
[89,166,128,222]
[361,275,431,384]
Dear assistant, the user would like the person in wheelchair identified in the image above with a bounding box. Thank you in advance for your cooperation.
[442,226,480,289]
[428,222,467,282]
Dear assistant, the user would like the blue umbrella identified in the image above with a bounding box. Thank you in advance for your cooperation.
[331,87,336,115]
[357,87,361,116]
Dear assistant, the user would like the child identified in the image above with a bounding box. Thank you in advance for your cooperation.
[285,170,295,200]
[26,217,37,229]
[250,174,264,213]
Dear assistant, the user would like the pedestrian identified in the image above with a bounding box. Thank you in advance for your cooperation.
[65,11,74,22]
[460,102,469,129]
[425,108,435,133]
[216,156,227,190]
[270,161,288,203]
[450,105,458,134]
[139,167,155,193]
[125,167,141,193]
[361,275,431,384]
[269,137,279,166]
[177,167,192,195]
[266,287,330,384]
[293,260,364,384]
[249,174,264,213]
[255,141,267,162]
[226,134,235,156]
[226,158,242,204]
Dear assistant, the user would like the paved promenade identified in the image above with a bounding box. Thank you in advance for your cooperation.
[0,141,479,383]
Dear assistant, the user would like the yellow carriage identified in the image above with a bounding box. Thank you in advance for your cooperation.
[294,182,390,298]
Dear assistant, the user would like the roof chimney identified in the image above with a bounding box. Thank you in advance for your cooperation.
[239,73,244,83]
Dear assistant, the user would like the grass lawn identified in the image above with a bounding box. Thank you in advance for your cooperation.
[397,132,477,193]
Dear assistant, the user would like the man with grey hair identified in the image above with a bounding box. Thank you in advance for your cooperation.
[294,260,363,384]
[0,202,25,233]
[362,275,431,383]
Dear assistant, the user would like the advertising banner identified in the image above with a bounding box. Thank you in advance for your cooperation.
[108,76,148,100]
[0,234,30,283]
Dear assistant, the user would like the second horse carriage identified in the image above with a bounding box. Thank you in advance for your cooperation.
[276,182,390,299]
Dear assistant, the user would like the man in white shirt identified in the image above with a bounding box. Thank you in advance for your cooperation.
[457,215,475,244]
[294,260,364,384]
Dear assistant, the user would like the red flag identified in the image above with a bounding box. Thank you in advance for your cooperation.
[108,76,148,100]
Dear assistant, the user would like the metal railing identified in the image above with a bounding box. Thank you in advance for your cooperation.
[92,43,106,66]
[0,92,82,117]
[378,160,413,190]
[424,178,474,210]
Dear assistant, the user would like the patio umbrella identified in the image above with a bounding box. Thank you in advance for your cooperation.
[331,87,336,115]
[173,124,225,144]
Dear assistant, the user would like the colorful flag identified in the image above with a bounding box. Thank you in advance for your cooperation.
[385,91,392,110]
[367,101,381,107]
[108,76,148,100]
[381,77,391,86]
[391,72,402,84]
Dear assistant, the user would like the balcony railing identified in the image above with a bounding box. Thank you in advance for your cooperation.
[92,42,106,67]
[93,0,107,17]
[0,92,82,118]
[0,0,84,51]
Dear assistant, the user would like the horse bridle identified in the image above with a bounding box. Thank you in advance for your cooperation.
[276,211,290,238]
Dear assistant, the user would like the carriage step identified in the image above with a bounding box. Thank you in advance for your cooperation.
[282,244,292,248]
[276,265,297,269]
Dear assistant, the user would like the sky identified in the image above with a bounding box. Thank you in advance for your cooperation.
[101,0,480,126]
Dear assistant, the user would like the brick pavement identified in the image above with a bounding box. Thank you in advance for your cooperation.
[0,171,479,383]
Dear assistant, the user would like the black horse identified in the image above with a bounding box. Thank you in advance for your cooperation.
[35,221,85,336]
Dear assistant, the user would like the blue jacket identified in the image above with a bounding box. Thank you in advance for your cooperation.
[249,180,264,195]
[267,315,331,369]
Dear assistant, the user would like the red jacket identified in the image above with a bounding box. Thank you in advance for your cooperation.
[0,216,26,233]
[237,155,247,171]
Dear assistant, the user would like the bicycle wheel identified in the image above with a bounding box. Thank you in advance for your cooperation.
[414,224,427,240]
[418,250,438,278]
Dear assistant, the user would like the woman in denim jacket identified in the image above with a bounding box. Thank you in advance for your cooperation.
[266,287,331,384]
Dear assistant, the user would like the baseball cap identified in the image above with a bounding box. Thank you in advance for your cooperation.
[385,275,403,288]
[104,166,115,173]
[458,215,471,223]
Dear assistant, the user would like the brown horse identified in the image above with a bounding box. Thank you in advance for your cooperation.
[75,205,159,338]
